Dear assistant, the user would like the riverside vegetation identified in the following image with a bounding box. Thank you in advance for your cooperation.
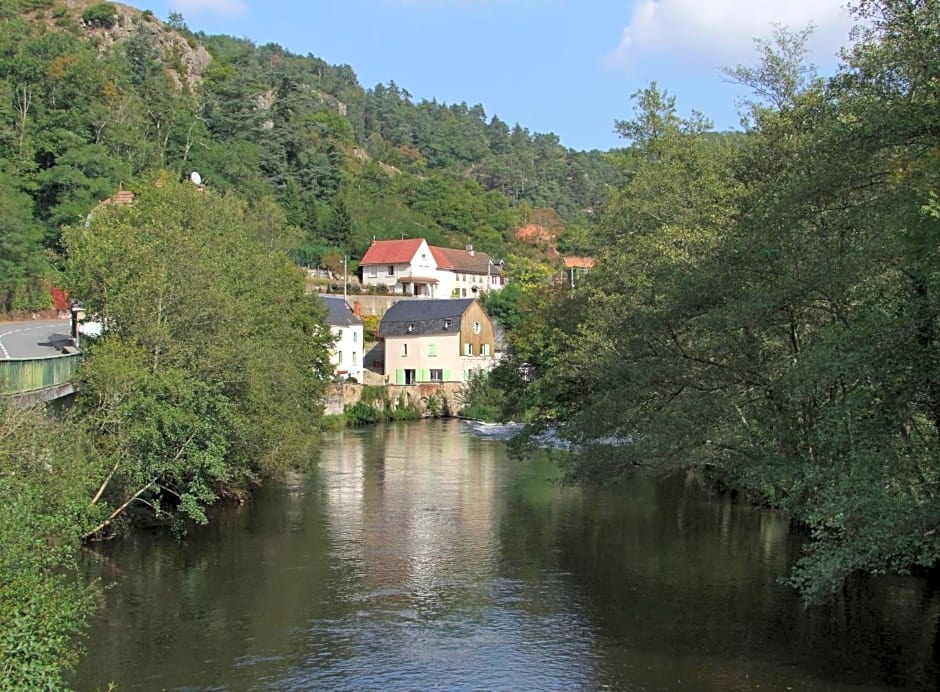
[484,0,940,605]
[0,0,938,687]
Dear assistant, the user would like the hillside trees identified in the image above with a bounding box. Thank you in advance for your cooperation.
[62,176,334,535]
[0,4,615,312]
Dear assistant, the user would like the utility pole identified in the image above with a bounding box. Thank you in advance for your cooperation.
[343,255,348,303]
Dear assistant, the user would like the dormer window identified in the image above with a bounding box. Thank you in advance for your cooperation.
[407,323,415,332]
[443,319,452,330]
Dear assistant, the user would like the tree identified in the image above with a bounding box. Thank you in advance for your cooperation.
[508,4,940,603]
[62,175,334,535]
[0,403,102,689]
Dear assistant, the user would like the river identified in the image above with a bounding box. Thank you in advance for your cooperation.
[72,419,939,690]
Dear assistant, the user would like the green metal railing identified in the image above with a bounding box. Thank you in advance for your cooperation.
[0,353,82,395]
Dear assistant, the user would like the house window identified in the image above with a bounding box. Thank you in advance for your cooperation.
[352,331,358,343]
[387,265,395,277]
[337,351,343,364]
[428,344,438,356]
[472,321,481,334]
[481,343,490,356]
[336,328,343,340]
[403,343,408,356]
[464,343,472,356]
[352,352,357,365]
[367,266,377,278]
[430,369,443,382]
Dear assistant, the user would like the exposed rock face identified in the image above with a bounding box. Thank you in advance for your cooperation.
[34,1,212,92]
[30,2,351,128]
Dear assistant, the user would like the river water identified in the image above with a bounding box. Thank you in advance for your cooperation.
[73,419,939,690]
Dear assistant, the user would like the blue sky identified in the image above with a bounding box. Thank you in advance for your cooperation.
[140,1,858,151]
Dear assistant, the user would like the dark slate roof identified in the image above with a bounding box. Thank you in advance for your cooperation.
[320,295,362,327]
[379,298,476,337]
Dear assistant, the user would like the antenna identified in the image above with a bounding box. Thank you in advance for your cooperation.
[190,171,203,186]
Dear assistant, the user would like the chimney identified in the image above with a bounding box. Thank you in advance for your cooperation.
[353,301,361,317]
[466,244,474,256]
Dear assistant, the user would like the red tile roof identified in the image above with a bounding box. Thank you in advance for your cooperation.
[98,182,134,208]
[432,246,494,273]
[361,239,425,265]
[563,256,595,269]
[429,246,454,269]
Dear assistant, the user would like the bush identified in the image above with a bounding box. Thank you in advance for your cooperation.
[82,3,117,28]
[458,371,504,421]
[345,401,382,425]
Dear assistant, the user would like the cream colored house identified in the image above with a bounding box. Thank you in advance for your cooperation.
[379,298,496,384]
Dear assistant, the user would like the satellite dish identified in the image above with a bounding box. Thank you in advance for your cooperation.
[190,171,202,186]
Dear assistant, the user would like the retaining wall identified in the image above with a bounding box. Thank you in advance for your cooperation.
[325,382,465,417]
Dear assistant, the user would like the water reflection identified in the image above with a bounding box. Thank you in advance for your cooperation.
[72,419,938,691]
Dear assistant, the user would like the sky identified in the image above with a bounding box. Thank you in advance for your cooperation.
[136,1,859,151]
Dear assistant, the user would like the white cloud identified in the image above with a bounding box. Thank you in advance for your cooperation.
[168,0,248,17]
[606,0,855,70]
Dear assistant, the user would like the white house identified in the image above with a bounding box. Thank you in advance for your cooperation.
[321,295,364,381]
[359,239,505,297]
[431,244,505,298]
[359,238,440,297]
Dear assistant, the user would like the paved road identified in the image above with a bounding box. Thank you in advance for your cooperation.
[0,319,72,359]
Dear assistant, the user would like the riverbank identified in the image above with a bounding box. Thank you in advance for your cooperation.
[322,382,466,428]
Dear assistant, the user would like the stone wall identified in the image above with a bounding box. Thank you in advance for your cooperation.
[325,382,465,417]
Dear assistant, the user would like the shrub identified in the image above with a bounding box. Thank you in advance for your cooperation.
[82,3,117,28]
[458,371,504,421]
[345,401,382,425]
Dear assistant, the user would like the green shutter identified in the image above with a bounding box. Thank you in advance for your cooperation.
[428,343,437,356]
[395,369,405,385]
[443,369,452,382]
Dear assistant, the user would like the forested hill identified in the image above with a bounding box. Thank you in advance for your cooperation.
[0,0,619,312]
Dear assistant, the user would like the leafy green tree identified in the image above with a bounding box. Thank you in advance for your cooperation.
[507,3,940,603]
[0,403,102,689]
[63,176,333,534]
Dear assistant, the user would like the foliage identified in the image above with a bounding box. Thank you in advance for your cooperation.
[345,400,384,425]
[82,3,117,29]
[0,8,618,316]
[62,177,333,535]
[458,371,505,422]
[502,1,940,602]
[0,404,101,690]
[361,314,380,341]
